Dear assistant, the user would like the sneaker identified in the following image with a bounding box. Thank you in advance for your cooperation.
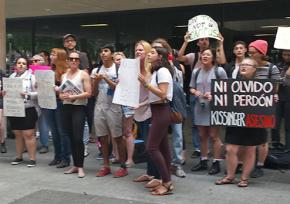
[208,161,221,175]
[191,150,201,158]
[27,160,36,167]
[250,166,264,178]
[38,146,49,154]
[11,158,23,165]
[175,165,186,178]
[191,160,208,171]
[0,143,7,153]
[84,145,89,157]
[96,152,103,160]
[113,168,128,178]
[125,161,135,168]
[96,167,111,177]
[48,159,61,166]
[56,160,70,168]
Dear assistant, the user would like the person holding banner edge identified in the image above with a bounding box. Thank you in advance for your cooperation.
[215,57,272,187]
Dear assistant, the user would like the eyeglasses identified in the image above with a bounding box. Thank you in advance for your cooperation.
[69,57,80,61]
[239,63,255,67]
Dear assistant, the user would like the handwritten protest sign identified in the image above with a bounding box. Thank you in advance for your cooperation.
[113,58,140,108]
[210,79,276,128]
[35,70,57,109]
[274,27,290,50]
[3,78,25,117]
[187,15,219,42]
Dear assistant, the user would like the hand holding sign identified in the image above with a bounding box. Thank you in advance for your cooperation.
[187,15,220,42]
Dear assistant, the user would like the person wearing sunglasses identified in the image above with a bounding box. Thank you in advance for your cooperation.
[59,51,91,178]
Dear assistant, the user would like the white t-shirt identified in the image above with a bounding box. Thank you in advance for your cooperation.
[232,63,240,79]
[148,67,173,103]
[91,64,117,95]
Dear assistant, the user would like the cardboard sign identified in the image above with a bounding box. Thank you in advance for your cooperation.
[35,70,57,109]
[187,15,219,42]
[3,78,25,117]
[113,58,140,108]
[210,79,276,128]
[274,27,290,50]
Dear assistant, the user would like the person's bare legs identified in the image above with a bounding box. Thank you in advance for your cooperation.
[99,135,110,167]
[198,126,209,158]
[257,143,268,166]
[115,136,127,166]
[23,129,36,161]
[209,126,222,159]
[241,146,256,185]
[225,144,239,178]
[13,130,25,159]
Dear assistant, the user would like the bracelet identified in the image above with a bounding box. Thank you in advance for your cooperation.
[144,83,151,89]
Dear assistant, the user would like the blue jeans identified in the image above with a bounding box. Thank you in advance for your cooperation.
[137,118,160,179]
[38,108,49,147]
[190,95,200,151]
[44,100,71,162]
[171,123,183,165]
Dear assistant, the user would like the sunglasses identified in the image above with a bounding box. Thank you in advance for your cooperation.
[69,57,80,61]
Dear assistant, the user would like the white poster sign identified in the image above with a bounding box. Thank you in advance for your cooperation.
[35,70,57,109]
[3,78,25,117]
[113,58,140,108]
[274,27,290,50]
[187,15,220,42]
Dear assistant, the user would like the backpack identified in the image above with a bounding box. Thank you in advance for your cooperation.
[264,148,290,170]
[156,68,187,123]
[193,66,221,88]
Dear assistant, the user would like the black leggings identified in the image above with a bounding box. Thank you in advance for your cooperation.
[63,104,86,167]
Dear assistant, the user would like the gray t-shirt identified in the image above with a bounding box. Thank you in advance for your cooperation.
[189,66,227,126]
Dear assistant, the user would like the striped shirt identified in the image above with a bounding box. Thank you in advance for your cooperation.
[255,63,280,80]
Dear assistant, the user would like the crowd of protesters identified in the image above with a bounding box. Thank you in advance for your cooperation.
[0,31,290,195]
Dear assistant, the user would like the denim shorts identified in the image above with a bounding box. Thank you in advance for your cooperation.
[122,106,135,118]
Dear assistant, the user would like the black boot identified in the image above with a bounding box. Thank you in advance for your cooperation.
[191,160,208,171]
[1,142,7,153]
[208,161,221,175]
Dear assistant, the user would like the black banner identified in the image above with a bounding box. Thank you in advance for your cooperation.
[210,79,276,128]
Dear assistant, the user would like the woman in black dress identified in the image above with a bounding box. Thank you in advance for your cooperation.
[215,58,268,187]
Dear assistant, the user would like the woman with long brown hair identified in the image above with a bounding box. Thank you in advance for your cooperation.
[138,46,174,195]
[47,48,71,168]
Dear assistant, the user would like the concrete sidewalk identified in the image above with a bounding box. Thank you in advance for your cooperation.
[0,138,290,204]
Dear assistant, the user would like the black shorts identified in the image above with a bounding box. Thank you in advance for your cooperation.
[8,107,38,130]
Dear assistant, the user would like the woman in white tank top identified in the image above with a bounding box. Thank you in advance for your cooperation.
[59,51,91,178]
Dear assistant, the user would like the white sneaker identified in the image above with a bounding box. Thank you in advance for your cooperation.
[84,145,89,157]
[175,165,186,178]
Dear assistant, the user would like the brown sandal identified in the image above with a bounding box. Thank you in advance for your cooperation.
[151,182,174,196]
[133,174,154,182]
[145,179,162,189]
[215,177,235,185]
[237,179,248,187]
